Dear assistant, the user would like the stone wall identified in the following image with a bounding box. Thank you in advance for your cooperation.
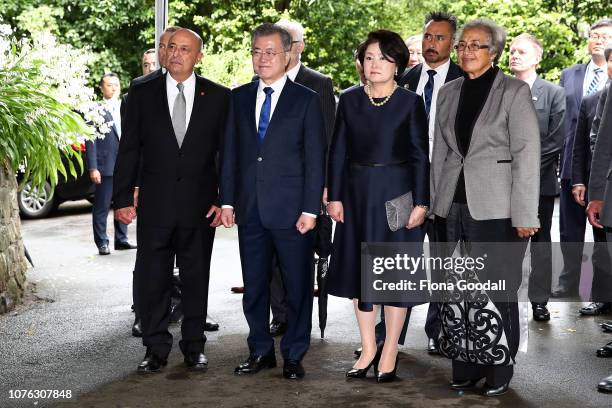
[0,162,28,314]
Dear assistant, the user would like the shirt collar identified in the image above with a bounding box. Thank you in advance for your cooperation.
[524,72,538,89]
[422,59,451,77]
[258,75,287,95]
[286,62,302,82]
[167,71,196,90]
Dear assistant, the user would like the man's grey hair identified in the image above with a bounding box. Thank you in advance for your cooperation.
[275,19,304,42]
[458,18,507,64]
[511,33,543,63]
[252,23,292,52]
[405,34,422,48]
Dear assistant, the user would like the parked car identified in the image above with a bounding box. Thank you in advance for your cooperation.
[17,143,95,219]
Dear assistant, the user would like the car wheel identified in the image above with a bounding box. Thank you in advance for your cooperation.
[17,181,58,219]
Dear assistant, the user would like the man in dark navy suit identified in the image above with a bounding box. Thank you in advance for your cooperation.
[571,45,612,317]
[114,29,230,373]
[220,23,326,380]
[556,18,612,300]
[86,73,135,255]
[395,11,464,355]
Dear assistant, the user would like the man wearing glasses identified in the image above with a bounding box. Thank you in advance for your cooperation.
[556,19,612,308]
[220,23,326,380]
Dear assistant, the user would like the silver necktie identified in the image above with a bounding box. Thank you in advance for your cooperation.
[172,82,186,147]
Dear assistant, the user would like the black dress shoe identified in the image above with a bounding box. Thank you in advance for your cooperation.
[204,315,219,331]
[137,353,167,373]
[283,360,305,379]
[596,341,612,357]
[184,352,208,371]
[601,321,612,332]
[450,378,482,390]
[346,347,381,379]
[115,241,137,250]
[482,382,509,397]
[532,302,550,321]
[598,374,612,392]
[580,302,611,316]
[234,354,277,375]
[427,338,439,354]
[98,244,110,255]
[132,317,142,337]
[269,321,287,337]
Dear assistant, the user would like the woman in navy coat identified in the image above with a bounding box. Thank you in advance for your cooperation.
[326,30,430,382]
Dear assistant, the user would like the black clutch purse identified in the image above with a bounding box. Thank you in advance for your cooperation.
[385,192,413,232]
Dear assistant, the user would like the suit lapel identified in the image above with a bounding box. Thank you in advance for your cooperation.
[573,64,587,107]
[246,81,258,140]
[158,74,179,149]
[445,78,462,155]
[531,77,544,104]
[181,77,205,147]
[466,70,504,156]
[262,80,292,149]
[294,64,307,84]
[409,65,421,91]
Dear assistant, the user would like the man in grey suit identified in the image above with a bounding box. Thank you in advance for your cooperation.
[509,34,565,322]
[556,19,612,301]
[586,77,612,393]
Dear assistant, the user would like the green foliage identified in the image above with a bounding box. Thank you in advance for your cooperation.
[0,57,89,191]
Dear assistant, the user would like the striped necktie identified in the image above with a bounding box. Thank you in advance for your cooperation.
[586,67,603,96]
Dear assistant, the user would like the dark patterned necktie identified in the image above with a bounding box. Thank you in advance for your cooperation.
[423,69,437,116]
[257,87,274,143]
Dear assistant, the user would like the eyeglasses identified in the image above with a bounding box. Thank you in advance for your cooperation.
[454,42,490,52]
[251,49,286,58]
[424,34,448,42]
[589,33,612,42]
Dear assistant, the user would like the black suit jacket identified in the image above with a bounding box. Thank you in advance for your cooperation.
[220,79,326,229]
[571,89,601,187]
[397,60,464,91]
[532,77,566,196]
[85,108,121,176]
[294,64,336,143]
[560,63,588,180]
[113,73,230,228]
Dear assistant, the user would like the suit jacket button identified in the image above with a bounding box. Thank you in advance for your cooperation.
[257,157,263,162]
[177,177,182,182]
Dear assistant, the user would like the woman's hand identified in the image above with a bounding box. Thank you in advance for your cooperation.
[516,227,539,239]
[406,206,427,229]
[327,201,344,223]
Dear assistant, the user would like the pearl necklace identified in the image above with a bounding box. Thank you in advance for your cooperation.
[365,82,398,107]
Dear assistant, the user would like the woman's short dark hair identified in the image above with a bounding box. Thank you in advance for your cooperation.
[356,30,409,79]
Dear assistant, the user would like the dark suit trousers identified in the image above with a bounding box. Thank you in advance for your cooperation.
[135,222,214,359]
[528,195,555,303]
[592,227,612,302]
[238,205,314,361]
[92,176,127,247]
[558,179,586,292]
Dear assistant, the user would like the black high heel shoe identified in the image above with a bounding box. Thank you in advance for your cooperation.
[346,347,382,379]
[376,356,399,383]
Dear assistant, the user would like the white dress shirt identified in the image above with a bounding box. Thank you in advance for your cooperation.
[286,61,302,82]
[524,72,538,90]
[255,75,287,129]
[582,60,607,96]
[414,60,451,160]
[166,71,196,130]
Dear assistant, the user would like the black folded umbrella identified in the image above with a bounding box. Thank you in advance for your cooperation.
[315,212,333,338]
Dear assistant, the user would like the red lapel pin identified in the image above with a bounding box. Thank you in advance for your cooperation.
[200,91,205,96]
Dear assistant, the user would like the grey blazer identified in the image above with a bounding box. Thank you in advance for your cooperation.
[588,84,612,227]
[431,70,541,228]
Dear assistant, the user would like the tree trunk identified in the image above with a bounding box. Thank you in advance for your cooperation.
[0,161,28,314]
